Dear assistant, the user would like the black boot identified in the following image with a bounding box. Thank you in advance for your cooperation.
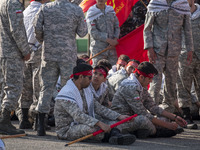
[19,108,32,129]
[37,113,46,136]
[34,114,51,131]
[132,129,150,139]
[108,128,136,145]
[0,109,25,135]
[151,128,177,138]
[182,107,198,129]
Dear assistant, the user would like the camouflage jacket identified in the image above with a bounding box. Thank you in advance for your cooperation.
[33,0,88,62]
[108,67,128,92]
[111,73,164,121]
[144,8,194,57]
[0,0,30,59]
[54,81,120,136]
[87,5,120,55]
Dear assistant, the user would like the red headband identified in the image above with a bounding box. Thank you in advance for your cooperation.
[116,59,127,66]
[93,68,107,78]
[30,0,35,2]
[126,61,138,69]
[70,70,92,78]
[133,68,154,78]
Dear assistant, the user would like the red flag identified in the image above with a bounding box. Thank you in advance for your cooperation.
[80,0,139,26]
[116,24,148,63]
[80,0,96,13]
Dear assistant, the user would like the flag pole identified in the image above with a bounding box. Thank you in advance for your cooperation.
[86,46,111,63]
[139,0,147,8]
[65,114,138,146]
[0,134,26,139]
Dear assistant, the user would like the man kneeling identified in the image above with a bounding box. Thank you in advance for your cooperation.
[54,63,136,145]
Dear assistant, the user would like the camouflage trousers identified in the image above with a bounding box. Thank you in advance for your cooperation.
[91,48,118,67]
[149,54,179,113]
[57,115,156,140]
[177,53,200,108]
[0,66,3,112]
[36,60,75,113]
[18,62,40,110]
[0,58,24,112]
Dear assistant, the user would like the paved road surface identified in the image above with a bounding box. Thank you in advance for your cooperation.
[1,120,200,150]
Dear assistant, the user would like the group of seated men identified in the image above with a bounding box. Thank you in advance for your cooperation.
[53,54,188,145]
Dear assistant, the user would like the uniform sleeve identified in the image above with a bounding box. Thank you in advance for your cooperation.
[59,100,99,127]
[183,15,194,52]
[87,20,108,42]
[142,88,164,116]
[94,99,120,120]
[33,6,44,44]
[143,12,155,50]
[113,15,120,38]
[120,86,155,121]
[76,8,88,37]
[7,1,30,57]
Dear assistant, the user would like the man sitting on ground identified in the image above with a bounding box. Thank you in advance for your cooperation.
[111,62,187,137]
[108,54,130,77]
[88,65,112,107]
[54,63,136,145]
[108,59,139,93]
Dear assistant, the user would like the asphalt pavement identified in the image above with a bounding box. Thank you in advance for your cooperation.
[1,120,200,150]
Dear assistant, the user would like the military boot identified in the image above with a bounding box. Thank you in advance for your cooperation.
[0,109,25,135]
[37,113,46,136]
[108,128,136,145]
[151,128,177,137]
[182,107,198,129]
[132,129,150,139]
[19,108,32,129]
[34,114,51,131]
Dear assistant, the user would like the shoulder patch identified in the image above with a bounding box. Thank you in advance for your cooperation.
[16,9,22,14]
[133,95,140,100]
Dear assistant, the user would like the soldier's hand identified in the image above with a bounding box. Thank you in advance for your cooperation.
[106,38,118,46]
[187,51,193,65]
[96,121,111,133]
[166,122,178,130]
[147,48,156,64]
[117,115,130,121]
[23,53,31,61]
[175,116,187,127]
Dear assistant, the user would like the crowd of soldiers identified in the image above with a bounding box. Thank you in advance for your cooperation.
[0,0,200,147]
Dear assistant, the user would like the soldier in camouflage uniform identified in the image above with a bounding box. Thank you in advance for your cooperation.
[144,0,194,113]
[177,0,200,129]
[86,0,120,66]
[33,0,88,136]
[17,0,50,130]
[89,66,111,108]
[119,0,149,38]
[54,63,136,145]
[0,0,31,135]
[108,60,139,93]
[111,62,187,137]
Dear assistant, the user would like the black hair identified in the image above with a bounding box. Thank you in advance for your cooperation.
[129,59,140,65]
[73,63,93,80]
[135,61,158,77]
[76,58,87,65]
[78,54,89,59]
[118,54,130,63]
[93,65,108,76]
[97,59,112,70]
